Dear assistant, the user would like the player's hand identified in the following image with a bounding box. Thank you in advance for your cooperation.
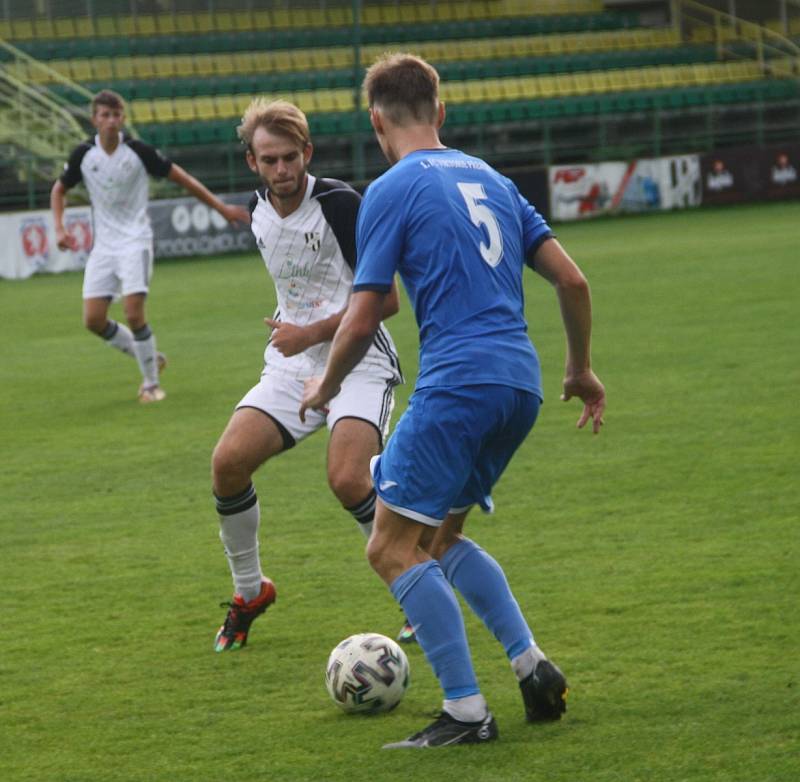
[265,318,314,357]
[299,377,338,423]
[222,204,251,227]
[55,226,79,252]
[561,369,606,434]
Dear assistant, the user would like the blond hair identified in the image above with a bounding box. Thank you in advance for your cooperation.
[362,52,440,125]
[237,98,310,152]
[91,89,125,116]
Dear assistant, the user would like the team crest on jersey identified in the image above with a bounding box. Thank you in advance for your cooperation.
[304,231,321,252]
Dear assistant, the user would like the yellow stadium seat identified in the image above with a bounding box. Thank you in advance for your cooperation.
[10,19,34,40]
[325,7,350,26]
[215,96,238,119]
[153,100,176,123]
[560,73,581,96]
[589,71,612,93]
[69,59,93,83]
[135,15,157,35]
[74,21,93,38]
[173,56,195,79]
[88,58,114,82]
[129,100,155,125]
[607,69,628,91]
[175,14,197,34]
[111,57,134,80]
[313,91,338,113]
[573,73,593,95]
[94,16,117,36]
[233,12,254,31]
[212,11,233,31]
[268,51,294,73]
[117,17,136,36]
[537,75,559,98]
[442,81,469,103]
[33,19,56,38]
[0,20,11,38]
[194,13,215,33]
[193,97,216,122]
[287,50,313,71]
[214,54,237,77]
[232,52,255,73]
[54,18,76,38]
[272,9,291,27]
[417,5,436,23]
[155,15,176,34]
[131,57,157,80]
[658,65,680,89]
[171,98,195,122]
[235,94,256,115]
[193,55,215,78]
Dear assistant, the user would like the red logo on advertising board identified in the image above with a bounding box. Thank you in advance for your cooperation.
[66,217,93,252]
[553,167,586,184]
[21,222,49,258]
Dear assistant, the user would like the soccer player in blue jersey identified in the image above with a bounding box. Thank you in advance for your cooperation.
[301,53,605,748]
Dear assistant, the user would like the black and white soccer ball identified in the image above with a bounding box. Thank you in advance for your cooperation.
[325,632,410,714]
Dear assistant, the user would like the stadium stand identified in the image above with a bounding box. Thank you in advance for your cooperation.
[0,0,798,208]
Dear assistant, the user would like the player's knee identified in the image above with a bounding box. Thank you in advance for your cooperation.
[365,533,387,574]
[365,531,402,581]
[125,313,146,332]
[83,313,106,334]
[211,442,250,493]
[327,466,370,508]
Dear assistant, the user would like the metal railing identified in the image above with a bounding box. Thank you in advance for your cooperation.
[673,0,800,77]
[0,37,95,188]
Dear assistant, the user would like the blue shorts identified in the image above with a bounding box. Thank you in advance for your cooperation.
[371,384,540,526]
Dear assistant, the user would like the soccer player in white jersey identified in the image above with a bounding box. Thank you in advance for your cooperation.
[210,99,403,652]
[50,90,249,403]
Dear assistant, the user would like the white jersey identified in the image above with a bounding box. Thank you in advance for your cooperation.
[59,133,173,252]
[249,174,402,383]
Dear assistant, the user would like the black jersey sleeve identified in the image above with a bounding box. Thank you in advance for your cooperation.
[249,187,264,218]
[126,138,173,178]
[311,178,361,271]
[58,142,92,189]
[524,232,556,269]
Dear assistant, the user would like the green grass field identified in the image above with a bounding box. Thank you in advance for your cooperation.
[2,201,798,782]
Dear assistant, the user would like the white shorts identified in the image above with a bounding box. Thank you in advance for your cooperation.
[82,244,154,299]
[236,371,397,447]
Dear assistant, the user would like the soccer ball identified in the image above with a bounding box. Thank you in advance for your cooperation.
[325,632,410,714]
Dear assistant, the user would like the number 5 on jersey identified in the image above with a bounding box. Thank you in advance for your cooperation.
[457,181,504,268]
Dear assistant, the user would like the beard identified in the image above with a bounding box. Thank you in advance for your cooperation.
[267,170,306,201]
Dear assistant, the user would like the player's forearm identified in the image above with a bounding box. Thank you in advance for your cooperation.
[308,289,395,346]
[50,182,67,229]
[168,165,228,216]
[556,277,593,373]
[319,293,384,393]
[320,326,374,394]
[304,311,345,346]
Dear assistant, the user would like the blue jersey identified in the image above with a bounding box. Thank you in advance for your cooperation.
[353,148,552,397]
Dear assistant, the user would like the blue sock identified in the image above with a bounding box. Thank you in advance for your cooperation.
[390,560,479,700]
[440,538,534,661]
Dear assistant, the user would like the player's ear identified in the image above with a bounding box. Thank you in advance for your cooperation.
[436,101,446,129]
[369,107,384,135]
[303,142,313,165]
[245,149,258,174]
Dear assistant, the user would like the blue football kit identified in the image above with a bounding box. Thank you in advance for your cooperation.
[354,148,553,524]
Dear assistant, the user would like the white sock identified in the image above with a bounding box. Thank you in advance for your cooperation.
[216,483,264,602]
[443,693,489,723]
[100,320,135,357]
[511,643,547,681]
[132,324,159,386]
